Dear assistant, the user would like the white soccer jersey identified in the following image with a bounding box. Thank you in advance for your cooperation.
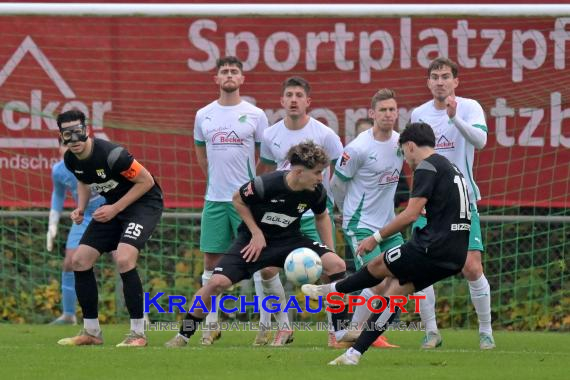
[260,117,343,216]
[194,100,268,201]
[411,96,487,203]
[335,129,403,231]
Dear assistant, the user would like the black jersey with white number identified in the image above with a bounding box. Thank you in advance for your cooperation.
[64,138,162,205]
[238,171,327,239]
[411,153,470,255]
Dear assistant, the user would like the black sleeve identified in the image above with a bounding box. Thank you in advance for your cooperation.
[310,185,327,215]
[239,176,265,205]
[107,146,134,174]
[411,160,437,200]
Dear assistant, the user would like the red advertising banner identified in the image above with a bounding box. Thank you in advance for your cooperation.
[0,15,569,208]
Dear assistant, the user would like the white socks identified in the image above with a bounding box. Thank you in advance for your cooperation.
[416,286,438,333]
[469,274,492,334]
[261,273,290,328]
[84,318,101,336]
[202,270,219,327]
[253,271,271,328]
[131,318,145,335]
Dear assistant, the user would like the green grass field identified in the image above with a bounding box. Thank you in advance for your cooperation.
[0,324,568,380]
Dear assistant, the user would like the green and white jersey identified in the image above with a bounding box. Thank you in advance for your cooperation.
[335,129,403,231]
[260,117,343,217]
[194,100,268,201]
[411,96,487,202]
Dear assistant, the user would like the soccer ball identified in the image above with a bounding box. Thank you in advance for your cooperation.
[284,247,323,285]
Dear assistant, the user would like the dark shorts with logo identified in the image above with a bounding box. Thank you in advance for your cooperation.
[213,232,332,284]
[80,198,163,253]
[383,242,467,292]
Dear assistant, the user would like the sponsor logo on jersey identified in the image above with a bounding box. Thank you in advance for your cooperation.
[261,212,298,227]
[339,152,351,167]
[297,203,308,213]
[377,169,400,186]
[96,169,106,179]
[212,130,244,145]
[435,135,455,151]
[89,179,119,193]
[451,223,471,231]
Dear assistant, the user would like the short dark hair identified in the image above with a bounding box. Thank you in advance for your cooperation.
[428,57,458,78]
[287,141,329,169]
[370,88,396,110]
[216,56,243,72]
[57,109,86,129]
[399,122,435,148]
[355,117,373,128]
[281,76,311,96]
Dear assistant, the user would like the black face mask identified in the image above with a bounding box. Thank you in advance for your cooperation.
[60,124,88,145]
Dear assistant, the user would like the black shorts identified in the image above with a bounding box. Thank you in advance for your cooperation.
[213,233,332,284]
[383,242,467,292]
[80,199,163,253]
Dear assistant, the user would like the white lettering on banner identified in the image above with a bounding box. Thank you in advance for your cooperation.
[491,93,570,148]
[261,212,298,228]
[90,180,119,194]
[187,18,570,83]
[0,36,112,148]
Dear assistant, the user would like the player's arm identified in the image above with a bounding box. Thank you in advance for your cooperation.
[257,160,276,175]
[47,173,66,251]
[195,145,208,177]
[314,210,335,252]
[330,174,348,213]
[92,159,155,223]
[356,197,426,255]
[70,181,91,225]
[232,180,266,262]
[446,97,487,149]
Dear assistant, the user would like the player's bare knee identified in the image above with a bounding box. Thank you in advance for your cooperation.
[462,251,483,280]
[205,275,232,295]
[71,255,92,271]
[260,266,280,280]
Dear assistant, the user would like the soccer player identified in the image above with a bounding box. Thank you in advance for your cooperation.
[259,76,345,347]
[354,117,374,136]
[55,109,163,347]
[47,142,105,325]
[330,89,404,348]
[303,122,472,365]
[165,141,347,348]
[193,56,284,346]
[411,57,495,350]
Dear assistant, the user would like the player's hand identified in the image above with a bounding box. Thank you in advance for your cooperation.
[356,236,378,256]
[241,232,266,263]
[70,208,85,225]
[92,204,119,223]
[446,95,457,119]
[46,225,57,252]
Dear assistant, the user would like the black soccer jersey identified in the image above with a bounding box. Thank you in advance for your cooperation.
[64,138,162,205]
[410,153,470,255]
[238,171,327,239]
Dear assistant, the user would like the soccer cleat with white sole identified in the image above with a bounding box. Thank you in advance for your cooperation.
[421,331,443,349]
[328,352,360,366]
[270,329,294,346]
[164,334,189,348]
[253,329,272,346]
[57,329,103,346]
[116,331,148,347]
[301,283,333,300]
[201,328,222,345]
[479,333,496,350]
[49,315,77,326]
